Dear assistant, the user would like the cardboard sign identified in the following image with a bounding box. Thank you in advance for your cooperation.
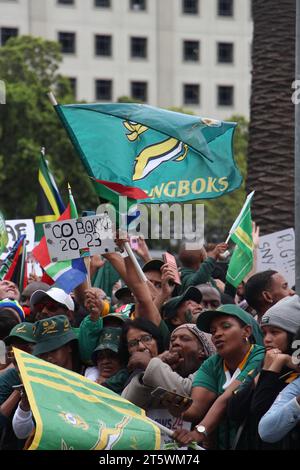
[257,228,295,288]
[0,219,35,259]
[44,214,117,262]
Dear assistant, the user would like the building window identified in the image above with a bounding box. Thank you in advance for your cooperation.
[58,32,76,54]
[183,40,200,62]
[95,79,112,100]
[57,0,74,5]
[95,35,112,57]
[130,0,146,11]
[0,27,18,46]
[68,77,77,98]
[182,0,199,14]
[130,37,147,59]
[218,85,234,106]
[217,42,233,63]
[131,81,147,102]
[184,84,200,105]
[94,0,111,6]
[218,0,233,17]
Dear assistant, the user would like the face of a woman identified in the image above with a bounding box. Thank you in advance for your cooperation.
[261,325,289,352]
[96,350,122,378]
[126,328,158,358]
[210,315,249,357]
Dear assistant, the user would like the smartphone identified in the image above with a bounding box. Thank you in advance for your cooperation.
[163,252,181,285]
[130,236,139,250]
[151,387,193,407]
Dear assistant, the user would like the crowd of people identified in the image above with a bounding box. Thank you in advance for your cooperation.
[0,234,299,450]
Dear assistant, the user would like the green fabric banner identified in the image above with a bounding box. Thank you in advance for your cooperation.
[14,348,160,450]
[54,103,242,203]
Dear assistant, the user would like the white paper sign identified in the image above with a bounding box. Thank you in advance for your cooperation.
[43,214,117,262]
[147,409,191,449]
[0,219,35,259]
[257,228,295,288]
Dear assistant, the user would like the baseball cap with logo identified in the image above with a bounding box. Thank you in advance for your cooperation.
[30,287,74,312]
[33,314,77,356]
[92,327,122,363]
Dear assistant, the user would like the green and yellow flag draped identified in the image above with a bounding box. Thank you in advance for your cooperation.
[14,349,160,450]
[226,192,254,288]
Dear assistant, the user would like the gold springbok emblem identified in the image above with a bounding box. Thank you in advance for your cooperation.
[124,121,188,181]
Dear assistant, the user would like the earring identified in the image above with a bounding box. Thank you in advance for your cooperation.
[244,336,249,343]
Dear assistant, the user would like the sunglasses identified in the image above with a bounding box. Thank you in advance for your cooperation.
[34,301,67,312]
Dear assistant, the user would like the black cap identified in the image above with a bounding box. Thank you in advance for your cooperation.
[142,259,164,273]
[114,285,132,300]
[162,287,202,320]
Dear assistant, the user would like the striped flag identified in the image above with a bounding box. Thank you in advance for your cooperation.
[0,235,28,291]
[14,348,161,450]
[32,189,87,293]
[35,150,65,241]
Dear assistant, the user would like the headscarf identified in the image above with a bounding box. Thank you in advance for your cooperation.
[171,323,216,358]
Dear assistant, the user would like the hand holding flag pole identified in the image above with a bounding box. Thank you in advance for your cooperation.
[146,417,205,451]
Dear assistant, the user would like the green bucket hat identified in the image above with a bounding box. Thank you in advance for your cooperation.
[33,315,77,356]
[162,286,203,320]
[196,304,254,333]
[92,327,122,363]
[4,322,36,345]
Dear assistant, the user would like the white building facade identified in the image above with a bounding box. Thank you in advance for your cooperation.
[0,0,252,119]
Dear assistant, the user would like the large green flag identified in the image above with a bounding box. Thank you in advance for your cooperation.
[226,192,254,288]
[14,348,160,450]
[53,103,242,203]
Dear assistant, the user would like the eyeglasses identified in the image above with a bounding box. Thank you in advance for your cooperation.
[127,334,153,349]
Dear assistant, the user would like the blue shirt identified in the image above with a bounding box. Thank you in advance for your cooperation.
[258,376,300,443]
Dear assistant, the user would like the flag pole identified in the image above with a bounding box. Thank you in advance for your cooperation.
[146,417,205,451]
[48,91,58,106]
[124,241,148,282]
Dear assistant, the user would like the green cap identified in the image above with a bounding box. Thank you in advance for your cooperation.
[92,327,122,363]
[33,315,77,356]
[162,287,202,320]
[4,322,36,345]
[196,304,254,333]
